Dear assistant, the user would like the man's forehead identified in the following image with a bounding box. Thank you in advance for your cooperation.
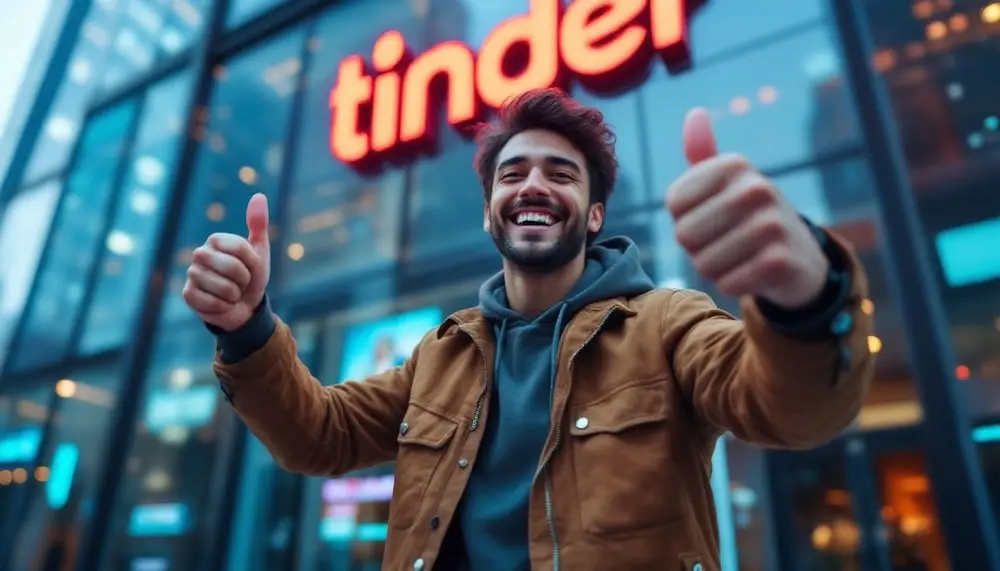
[496,129,585,167]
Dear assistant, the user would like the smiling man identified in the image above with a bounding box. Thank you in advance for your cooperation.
[183,88,873,571]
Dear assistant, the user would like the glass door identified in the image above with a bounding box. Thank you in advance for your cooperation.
[769,427,950,571]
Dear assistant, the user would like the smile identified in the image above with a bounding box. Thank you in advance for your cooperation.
[509,210,562,227]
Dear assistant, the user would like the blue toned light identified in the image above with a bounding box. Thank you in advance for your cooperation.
[356,522,389,542]
[935,216,1000,287]
[0,427,42,464]
[338,306,444,384]
[45,443,78,509]
[128,503,190,536]
[320,517,355,542]
[144,385,219,432]
[973,424,1000,443]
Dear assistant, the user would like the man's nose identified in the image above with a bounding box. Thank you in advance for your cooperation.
[516,168,551,198]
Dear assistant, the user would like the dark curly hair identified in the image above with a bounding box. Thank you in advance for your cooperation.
[473,88,618,209]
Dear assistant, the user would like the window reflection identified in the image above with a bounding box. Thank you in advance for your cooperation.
[226,0,289,29]
[158,26,307,328]
[79,71,196,355]
[98,0,211,93]
[10,100,140,373]
[22,0,206,183]
[7,370,120,571]
[0,182,61,371]
[0,386,51,542]
[100,324,229,571]
[642,24,860,192]
[278,3,413,297]
[723,436,779,571]
[863,2,1000,385]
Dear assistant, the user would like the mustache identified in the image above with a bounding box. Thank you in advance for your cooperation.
[499,196,569,219]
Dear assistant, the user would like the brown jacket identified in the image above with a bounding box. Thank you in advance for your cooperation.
[214,241,873,571]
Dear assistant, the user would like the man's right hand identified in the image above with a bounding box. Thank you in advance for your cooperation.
[182,193,272,332]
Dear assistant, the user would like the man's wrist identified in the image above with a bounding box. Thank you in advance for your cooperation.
[206,296,276,364]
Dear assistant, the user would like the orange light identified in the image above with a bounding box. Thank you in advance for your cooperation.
[329,0,695,168]
[956,365,970,380]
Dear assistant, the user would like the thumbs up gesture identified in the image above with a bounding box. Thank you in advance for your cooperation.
[665,109,829,309]
[182,193,272,331]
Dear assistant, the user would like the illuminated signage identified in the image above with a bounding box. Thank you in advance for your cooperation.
[329,0,696,168]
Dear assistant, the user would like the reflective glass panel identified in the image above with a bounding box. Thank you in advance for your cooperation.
[78,71,196,355]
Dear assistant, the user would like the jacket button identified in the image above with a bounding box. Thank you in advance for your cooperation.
[430,516,440,530]
[413,558,425,570]
[457,457,469,469]
[399,421,409,435]
[575,417,589,430]
[692,564,703,571]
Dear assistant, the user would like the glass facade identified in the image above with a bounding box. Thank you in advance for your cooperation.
[0,0,998,569]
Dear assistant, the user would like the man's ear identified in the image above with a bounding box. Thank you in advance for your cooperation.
[483,203,491,233]
[588,202,605,234]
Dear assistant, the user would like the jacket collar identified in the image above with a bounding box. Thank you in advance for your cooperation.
[437,297,639,340]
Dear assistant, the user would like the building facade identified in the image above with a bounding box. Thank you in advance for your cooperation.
[0,0,999,570]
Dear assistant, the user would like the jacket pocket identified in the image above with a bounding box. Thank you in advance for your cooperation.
[568,378,687,536]
[389,403,458,530]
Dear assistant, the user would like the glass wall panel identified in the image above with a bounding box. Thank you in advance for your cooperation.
[6,367,121,571]
[99,26,309,571]
[0,181,61,371]
[226,0,289,29]
[9,100,140,372]
[0,386,52,540]
[78,71,196,355]
[860,0,1000,388]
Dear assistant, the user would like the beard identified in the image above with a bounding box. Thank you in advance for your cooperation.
[489,196,588,273]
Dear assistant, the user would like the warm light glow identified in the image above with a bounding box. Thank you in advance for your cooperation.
[994,316,1000,331]
[34,466,50,482]
[55,379,77,398]
[949,13,968,31]
[729,96,750,115]
[238,166,258,185]
[867,335,882,354]
[925,20,948,40]
[860,298,875,315]
[758,85,778,104]
[206,202,225,222]
[956,365,971,380]
[287,242,305,261]
[912,0,935,19]
[983,3,1000,23]
[0,471,10,485]
[12,468,27,484]
[872,49,896,72]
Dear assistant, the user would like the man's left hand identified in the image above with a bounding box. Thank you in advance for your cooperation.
[664,108,829,310]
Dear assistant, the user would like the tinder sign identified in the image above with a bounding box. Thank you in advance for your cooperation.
[329,0,696,168]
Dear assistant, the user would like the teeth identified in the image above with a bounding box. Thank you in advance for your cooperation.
[515,212,555,225]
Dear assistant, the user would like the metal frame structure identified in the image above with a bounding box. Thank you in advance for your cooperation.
[0,0,996,569]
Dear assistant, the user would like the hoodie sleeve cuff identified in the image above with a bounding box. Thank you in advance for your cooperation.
[205,295,277,364]
[754,217,854,341]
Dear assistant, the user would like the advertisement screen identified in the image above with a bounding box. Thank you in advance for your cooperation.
[337,306,443,384]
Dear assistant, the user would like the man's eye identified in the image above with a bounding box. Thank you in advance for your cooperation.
[552,172,573,181]
[500,173,522,181]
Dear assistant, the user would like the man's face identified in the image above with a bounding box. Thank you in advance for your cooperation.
[484,129,604,272]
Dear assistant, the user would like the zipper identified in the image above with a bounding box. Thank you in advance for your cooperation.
[532,306,620,571]
[460,324,490,432]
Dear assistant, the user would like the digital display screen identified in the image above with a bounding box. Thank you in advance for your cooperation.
[319,474,394,543]
[338,306,443,384]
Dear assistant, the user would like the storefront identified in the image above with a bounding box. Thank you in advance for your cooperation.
[0,0,998,570]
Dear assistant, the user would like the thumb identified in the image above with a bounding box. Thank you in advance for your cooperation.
[682,107,718,165]
[246,193,270,254]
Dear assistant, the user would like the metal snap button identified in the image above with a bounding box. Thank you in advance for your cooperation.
[457,457,469,469]
[399,421,409,435]
[413,558,425,571]
[575,417,589,430]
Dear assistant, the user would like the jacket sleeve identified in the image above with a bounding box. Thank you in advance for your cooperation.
[664,234,874,449]
[213,315,417,476]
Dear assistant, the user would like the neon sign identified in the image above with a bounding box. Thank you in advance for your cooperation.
[329,0,696,169]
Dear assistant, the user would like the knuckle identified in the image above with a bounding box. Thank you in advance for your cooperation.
[719,152,752,172]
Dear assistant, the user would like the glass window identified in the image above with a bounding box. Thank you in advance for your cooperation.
[159,26,306,328]
[226,0,289,29]
[0,181,61,371]
[6,369,122,571]
[641,22,860,195]
[100,28,310,571]
[98,0,212,93]
[9,100,140,373]
[860,2,1000,386]
[78,71,196,355]
[718,436,779,571]
[278,3,412,297]
[0,386,52,538]
[688,0,828,62]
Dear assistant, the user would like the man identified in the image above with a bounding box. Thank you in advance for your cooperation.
[183,88,872,571]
